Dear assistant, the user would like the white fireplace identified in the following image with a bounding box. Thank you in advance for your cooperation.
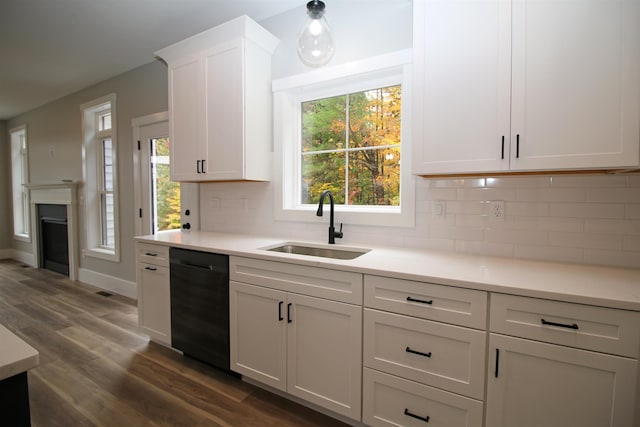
[28,182,79,281]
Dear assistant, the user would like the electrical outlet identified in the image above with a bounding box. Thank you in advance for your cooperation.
[490,201,505,221]
[432,201,445,217]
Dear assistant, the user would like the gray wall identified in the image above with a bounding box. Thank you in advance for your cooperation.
[0,120,9,251]
[5,60,167,282]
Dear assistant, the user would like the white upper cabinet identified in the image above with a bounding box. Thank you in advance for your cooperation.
[412,0,640,175]
[156,16,279,182]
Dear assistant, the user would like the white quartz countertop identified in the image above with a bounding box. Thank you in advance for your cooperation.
[137,230,640,311]
[0,324,39,381]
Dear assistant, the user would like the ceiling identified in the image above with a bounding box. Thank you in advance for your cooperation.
[0,0,304,120]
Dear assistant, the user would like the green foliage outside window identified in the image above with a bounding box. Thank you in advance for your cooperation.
[301,85,401,206]
[153,138,181,232]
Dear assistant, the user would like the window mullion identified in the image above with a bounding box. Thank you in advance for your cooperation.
[345,92,350,206]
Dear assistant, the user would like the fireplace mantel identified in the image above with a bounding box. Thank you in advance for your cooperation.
[29,182,80,280]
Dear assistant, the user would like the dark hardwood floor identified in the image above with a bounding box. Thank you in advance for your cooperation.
[0,260,349,427]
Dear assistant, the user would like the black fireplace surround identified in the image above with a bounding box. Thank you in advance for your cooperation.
[38,204,69,276]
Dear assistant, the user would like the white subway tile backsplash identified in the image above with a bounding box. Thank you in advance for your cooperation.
[516,187,586,203]
[550,203,625,219]
[200,173,640,269]
[587,187,640,203]
[457,187,516,201]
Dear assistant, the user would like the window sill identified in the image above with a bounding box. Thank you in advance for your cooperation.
[275,206,415,228]
[13,234,30,243]
[85,247,119,262]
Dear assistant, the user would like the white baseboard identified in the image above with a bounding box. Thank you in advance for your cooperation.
[78,268,137,300]
[8,250,36,266]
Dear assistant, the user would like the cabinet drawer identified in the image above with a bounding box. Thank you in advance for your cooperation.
[364,275,487,329]
[137,243,170,267]
[363,368,483,427]
[490,293,640,358]
[364,309,486,399]
[230,257,362,304]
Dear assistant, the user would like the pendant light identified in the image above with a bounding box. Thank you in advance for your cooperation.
[297,0,335,67]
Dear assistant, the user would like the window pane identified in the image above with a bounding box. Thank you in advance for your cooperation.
[100,192,115,247]
[98,112,112,131]
[349,85,401,149]
[102,139,113,191]
[301,95,346,152]
[348,147,400,206]
[301,152,346,204]
[151,137,181,232]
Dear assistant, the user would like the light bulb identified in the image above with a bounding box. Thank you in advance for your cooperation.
[297,0,334,67]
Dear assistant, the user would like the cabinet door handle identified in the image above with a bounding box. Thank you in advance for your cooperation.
[541,318,579,330]
[278,301,284,321]
[144,252,157,257]
[201,159,206,173]
[406,296,433,305]
[405,346,432,358]
[404,408,430,423]
[144,266,157,271]
[196,160,201,173]
[501,135,505,159]
[495,348,500,378]
[287,303,292,323]
[516,134,520,158]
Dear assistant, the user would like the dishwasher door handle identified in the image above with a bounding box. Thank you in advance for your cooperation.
[175,261,214,271]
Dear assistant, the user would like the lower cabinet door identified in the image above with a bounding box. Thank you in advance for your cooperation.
[137,263,171,345]
[363,368,483,427]
[486,333,638,427]
[287,293,362,420]
[229,281,287,391]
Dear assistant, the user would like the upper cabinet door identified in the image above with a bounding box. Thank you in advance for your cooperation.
[204,40,245,180]
[510,0,640,171]
[168,53,206,181]
[412,0,512,175]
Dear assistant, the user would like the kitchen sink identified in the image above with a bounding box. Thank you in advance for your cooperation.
[262,242,370,260]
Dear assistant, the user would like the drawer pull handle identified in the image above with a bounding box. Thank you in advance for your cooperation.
[278,301,284,321]
[145,252,158,257]
[406,296,433,305]
[144,266,157,271]
[406,346,432,358]
[404,408,430,423]
[541,319,579,330]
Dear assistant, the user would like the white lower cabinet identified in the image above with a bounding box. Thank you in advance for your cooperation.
[362,275,487,427]
[486,334,637,427]
[136,243,171,345]
[229,258,362,421]
[486,294,640,427]
[363,368,483,427]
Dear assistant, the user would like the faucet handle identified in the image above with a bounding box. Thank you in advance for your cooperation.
[335,223,344,239]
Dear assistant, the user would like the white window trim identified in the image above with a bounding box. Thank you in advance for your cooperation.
[273,49,415,228]
[10,124,30,242]
[81,93,120,262]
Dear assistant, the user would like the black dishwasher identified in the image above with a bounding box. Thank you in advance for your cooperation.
[169,247,230,371]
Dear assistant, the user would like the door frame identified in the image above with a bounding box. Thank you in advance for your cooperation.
[132,111,168,236]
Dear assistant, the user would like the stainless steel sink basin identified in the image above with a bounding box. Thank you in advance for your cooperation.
[263,242,370,260]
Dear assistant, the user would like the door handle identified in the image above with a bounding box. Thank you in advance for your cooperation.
[287,303,292,323]
[278,301,284,321]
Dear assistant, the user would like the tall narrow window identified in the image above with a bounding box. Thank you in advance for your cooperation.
[81,94,119,261]
[10,125,30,241]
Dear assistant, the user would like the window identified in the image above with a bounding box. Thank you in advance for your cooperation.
[10,125,30,241]
[81,94,119,261]
[273,50,414,227]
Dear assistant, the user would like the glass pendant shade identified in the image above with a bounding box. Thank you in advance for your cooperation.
[297,0,334,67]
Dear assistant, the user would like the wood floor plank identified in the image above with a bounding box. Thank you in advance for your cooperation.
[0,261,350,427]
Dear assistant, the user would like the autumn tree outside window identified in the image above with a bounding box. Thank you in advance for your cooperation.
[273,50,415,228]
